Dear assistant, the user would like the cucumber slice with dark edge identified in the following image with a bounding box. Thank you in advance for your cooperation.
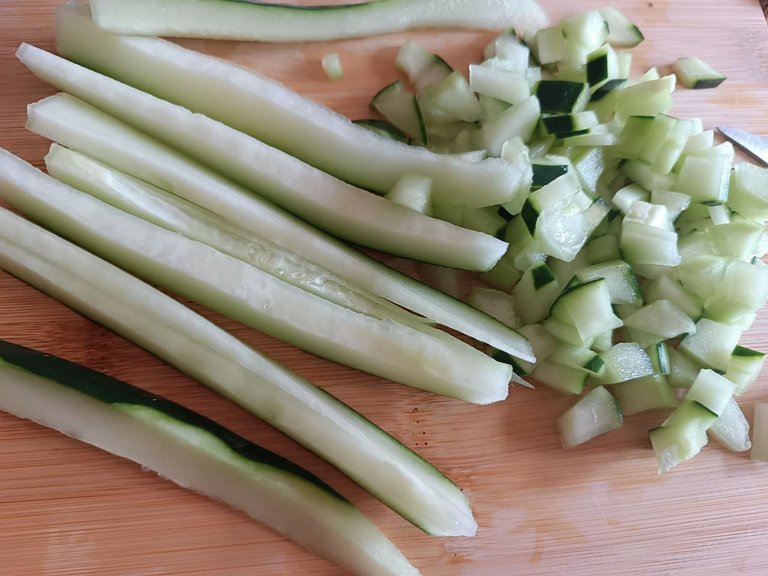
[396,41,454,94]
[586,44,617,86]
[0,339,418,576]
[650,401,717,473]
[589,78,626,102]
[353,118,409,143]
[541,111,598,136]
[599,6,644,48]
[370,81,426,143]
[672,56,727,89]
[531,160,569,190]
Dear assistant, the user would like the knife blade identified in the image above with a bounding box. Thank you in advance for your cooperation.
[717,126,768,167]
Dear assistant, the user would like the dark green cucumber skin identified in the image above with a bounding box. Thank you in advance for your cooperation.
[353,119,409,143]
[491,350,529,376]
[520,200,539,234]
[535,81,586,114]
[531,263,556,290]
[556,128,590,140]
[583,355,605,374]
[226,0,378,12]
[586,54,609,86]
[692,77,726,89]
[542,115,577,135]
[496,206,514,223]
[590,78,626,102]
[555,277,602,300]
[531,163,568,190]
[370,80,404,105]
[732,345,766,358]
[0,338,344,499]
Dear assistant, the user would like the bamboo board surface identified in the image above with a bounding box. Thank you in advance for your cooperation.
[2,1,768,575]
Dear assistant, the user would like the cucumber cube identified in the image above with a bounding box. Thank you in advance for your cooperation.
[622,299,696,347]
[558,386,623,447]
[650,401,717,473]
[550,279,623,345]
[614,374,677,416]
[679,318,742,372]
[530,358,588,395]
[599,342,655,384]
[685,369,736,416]
[673,56,727,89]
[726,345,766,396]
[708,398,751,453]
[535,81,589,114]
[729,163,768,221]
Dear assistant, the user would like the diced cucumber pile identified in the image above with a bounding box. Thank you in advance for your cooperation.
[2,3,768,572]
[366,6,767,471]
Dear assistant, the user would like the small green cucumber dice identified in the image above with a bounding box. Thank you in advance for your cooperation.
[558,386,623,447]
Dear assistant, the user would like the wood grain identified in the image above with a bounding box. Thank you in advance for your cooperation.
[2,1,768,575]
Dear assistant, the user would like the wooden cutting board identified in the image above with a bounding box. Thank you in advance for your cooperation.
[2,1,768,575]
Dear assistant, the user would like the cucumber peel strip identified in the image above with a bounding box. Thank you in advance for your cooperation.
[0,169,477,536]
[0,339,419,576]
[87,0,548,41]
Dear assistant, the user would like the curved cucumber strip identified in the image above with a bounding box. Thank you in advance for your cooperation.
[0,339,419,576]
[18,42,506,271]
[0,146,511,404]
[45,144,426,329]
[57,3,529,211]
[23,88,534,365]
[88,0,548,41]
[0,194,476,537]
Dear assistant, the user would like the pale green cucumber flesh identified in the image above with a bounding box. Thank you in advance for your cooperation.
[0,340,420,576]
[57,3,529,209]
[23,90,533,363]
[708,398,751,453]
[44,143,426,329]
[88,0,549,41]
[0,192,476,537]
[0,339,325,488]
[0,147,512,405]
[18,42,507,271]
[557,386,623,447]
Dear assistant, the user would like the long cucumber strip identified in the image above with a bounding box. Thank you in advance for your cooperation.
[0,340,419,576]
[57,3,531,208]
[24,93,534,364]
[45,144,426,329]
[0,202,477,537]
[88,0,548,41]
[18,41,509,272]
[0,147,511,404]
